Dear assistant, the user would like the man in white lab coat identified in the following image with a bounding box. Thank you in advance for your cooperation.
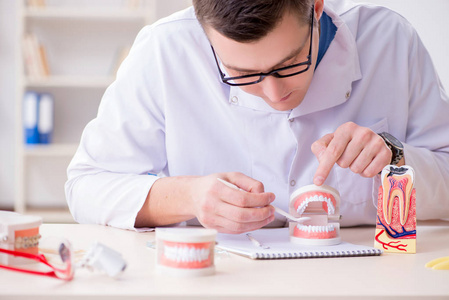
[66,0,449,233]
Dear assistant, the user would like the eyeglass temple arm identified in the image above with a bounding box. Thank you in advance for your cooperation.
[0,263,57,278]
[210,46,227,78]
[307,4,314,61]
[0,247,49,263]
[0,247,67,278]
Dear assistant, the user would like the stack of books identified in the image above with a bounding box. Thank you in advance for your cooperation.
[27,0,46,8]
[22,33,50,79]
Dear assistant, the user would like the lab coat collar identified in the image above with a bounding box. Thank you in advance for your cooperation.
[228,1,362,118]
[289,3,362,118]
[228,86,285,114]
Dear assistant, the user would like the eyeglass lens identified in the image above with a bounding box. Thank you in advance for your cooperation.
[224,64,310,85]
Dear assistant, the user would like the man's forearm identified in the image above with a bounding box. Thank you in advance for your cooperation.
[135,176,197,228]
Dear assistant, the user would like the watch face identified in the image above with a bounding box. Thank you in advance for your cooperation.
[381,132,403,149]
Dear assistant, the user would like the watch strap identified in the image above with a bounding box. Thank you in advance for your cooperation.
[378,132,404,165]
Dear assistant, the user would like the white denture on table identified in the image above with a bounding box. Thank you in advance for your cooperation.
[155,227,217,277]
[289,184,341,246]
[163,244,211,263]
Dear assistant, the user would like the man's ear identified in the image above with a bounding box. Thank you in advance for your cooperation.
[314,0,325,21]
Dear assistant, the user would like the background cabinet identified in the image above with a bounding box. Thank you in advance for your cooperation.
[14,0,191,222]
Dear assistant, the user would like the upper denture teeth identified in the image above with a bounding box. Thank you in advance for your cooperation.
[164,246,210,263]
[296,195,335,215]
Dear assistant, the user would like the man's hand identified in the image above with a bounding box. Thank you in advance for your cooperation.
[136,172,276,234]
[190,173,276,234]
[311,122,392,185]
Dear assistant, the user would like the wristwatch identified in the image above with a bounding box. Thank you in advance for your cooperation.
[378,132,404,165]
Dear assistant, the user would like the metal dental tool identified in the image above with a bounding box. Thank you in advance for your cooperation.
[216,178,311,223]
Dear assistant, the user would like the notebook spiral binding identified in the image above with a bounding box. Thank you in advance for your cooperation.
[254,248,382,259]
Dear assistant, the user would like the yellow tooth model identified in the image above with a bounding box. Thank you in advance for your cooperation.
[374,165,416,253]
[425,256,449,270]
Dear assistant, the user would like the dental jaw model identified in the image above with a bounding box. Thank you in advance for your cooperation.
[289,185,341,246]
[374,165,416,253]
[155,228,217,276]
[0,211,42,265]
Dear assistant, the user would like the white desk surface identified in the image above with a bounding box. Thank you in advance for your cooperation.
[1,221,448,300]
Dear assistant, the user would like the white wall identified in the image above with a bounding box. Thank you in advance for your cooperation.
[0,0,448,209]
[0,0,192,210]
[352,0,449,92]
[0,1,17,209]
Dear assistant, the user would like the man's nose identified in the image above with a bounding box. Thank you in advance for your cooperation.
[260,76,286,103]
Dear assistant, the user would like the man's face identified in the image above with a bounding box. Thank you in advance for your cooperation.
[207,9,320,111]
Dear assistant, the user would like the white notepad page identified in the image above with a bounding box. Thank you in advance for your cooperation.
[216,228,382,259]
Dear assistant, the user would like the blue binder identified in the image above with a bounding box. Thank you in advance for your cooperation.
[23,92,40,144]
[37,93,54,144]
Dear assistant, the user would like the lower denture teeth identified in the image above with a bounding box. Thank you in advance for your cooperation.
[296,224,336,233]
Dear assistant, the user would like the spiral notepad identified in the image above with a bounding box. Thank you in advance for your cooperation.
[216,228,382,259]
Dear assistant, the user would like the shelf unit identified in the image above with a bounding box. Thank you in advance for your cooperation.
[26,75,115,89]
[14,0,161,223]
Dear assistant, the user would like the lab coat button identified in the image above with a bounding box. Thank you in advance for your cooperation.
[345,91,351,99]
[231,96,239,104]
[290,180,296,187]
[289,118,294,123]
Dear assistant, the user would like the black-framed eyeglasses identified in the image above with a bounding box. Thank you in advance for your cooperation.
[211,5,315,87]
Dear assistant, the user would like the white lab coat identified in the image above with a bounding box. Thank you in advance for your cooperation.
[66,0,449,230]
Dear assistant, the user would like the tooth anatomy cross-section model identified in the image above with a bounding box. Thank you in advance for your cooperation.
[289,184,341,246]
[374,165,416,253]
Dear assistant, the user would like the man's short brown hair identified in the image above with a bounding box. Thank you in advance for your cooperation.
[193,0,314,42]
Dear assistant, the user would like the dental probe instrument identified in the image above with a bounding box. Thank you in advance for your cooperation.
[216,178,311,223]
[246,233,270,249]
